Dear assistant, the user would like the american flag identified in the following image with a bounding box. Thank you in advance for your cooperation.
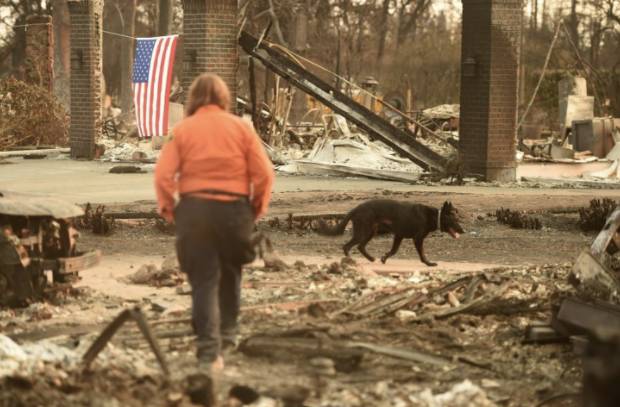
[132,35,178,138]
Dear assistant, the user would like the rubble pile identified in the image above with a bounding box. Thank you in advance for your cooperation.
[99,140,159,163]
[230,260,579,406]
[409,380,496,407]
[125,256,184,287]
[0,254,585,405]
[278,128,424,182]
[578,198,618,232]
[4,188,619,405]
[75,203,115,235]
[495,208,543,230]
[0,333,178,406]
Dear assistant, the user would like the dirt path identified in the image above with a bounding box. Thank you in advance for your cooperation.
[76,188,596,301]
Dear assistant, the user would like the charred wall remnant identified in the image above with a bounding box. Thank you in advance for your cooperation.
[67,0,103,159]
[181,0,238,112]
[24,15,54,92]
[459,0,522,182]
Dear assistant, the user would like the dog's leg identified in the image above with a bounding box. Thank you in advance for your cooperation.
[381,235,403,264]
[357,239,375,262]
[357,227,376,262]
[343,219,365,257]
[414,238,437,267]
[343,237,357,257]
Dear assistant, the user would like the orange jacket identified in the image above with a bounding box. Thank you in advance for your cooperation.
[154,105,274,222]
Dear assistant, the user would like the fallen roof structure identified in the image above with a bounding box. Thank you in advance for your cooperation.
[239,31,447,173]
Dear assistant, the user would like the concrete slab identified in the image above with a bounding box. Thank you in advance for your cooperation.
[517,160,612,179]
[3,158,620,205]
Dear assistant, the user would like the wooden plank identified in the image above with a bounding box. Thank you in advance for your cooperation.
[58,250,102,273]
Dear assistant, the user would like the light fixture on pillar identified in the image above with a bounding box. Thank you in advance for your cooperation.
[72,49,84,69]
[462,57,477,78]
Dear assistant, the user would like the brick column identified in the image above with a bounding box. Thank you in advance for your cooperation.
[67,0,103,159]
[24,15,53,92]
[182,0,238,112]
[459,0,522,182]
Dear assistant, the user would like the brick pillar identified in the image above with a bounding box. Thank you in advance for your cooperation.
[24,15,53,92]
[182,0,238,112]
[67,0,103,159]
[459,0,522,182]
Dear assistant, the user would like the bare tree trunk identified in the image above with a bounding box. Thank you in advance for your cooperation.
[158,0,172,36]
[119,0,137,115]
[531,0,538,31]
[570,0,579,48]
[590,20,602,69]
[264,68,271,106]
[541,0,547,30]
[395,7,405,48]
[376,0,390,66]
[335,26,341,90]
[52,0,70,108]
[267,0,288,46]
[289,3,308,123]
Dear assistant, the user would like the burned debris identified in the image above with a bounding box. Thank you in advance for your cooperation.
[578,198,618,232]
[0,78,68,151]
[0,191,100,307]
[4,0,620,405]
[75,203,115,236]
[495,208,543,230]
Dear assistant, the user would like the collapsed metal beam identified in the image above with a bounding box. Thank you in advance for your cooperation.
[239,31,447,172]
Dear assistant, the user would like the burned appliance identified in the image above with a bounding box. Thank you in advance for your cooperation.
[0,190,100,306]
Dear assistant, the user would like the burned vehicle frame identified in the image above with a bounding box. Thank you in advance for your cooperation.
[0,190,100,306]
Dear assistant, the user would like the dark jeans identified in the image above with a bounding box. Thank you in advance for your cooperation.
[175,197,255,362]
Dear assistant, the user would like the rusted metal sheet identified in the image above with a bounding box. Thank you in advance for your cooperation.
[0,190,84,218]
[238,31,447,172]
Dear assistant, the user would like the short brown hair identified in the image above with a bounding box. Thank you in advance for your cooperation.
[185,73,231,116]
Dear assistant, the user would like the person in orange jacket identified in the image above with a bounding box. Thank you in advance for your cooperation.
[154,73,274,371]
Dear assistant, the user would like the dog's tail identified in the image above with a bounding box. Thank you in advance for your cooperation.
[317,211,353,236]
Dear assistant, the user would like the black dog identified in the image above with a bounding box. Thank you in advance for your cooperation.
[318,200,464,266]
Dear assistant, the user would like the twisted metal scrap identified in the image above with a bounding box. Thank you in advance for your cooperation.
[82,306,169,376]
